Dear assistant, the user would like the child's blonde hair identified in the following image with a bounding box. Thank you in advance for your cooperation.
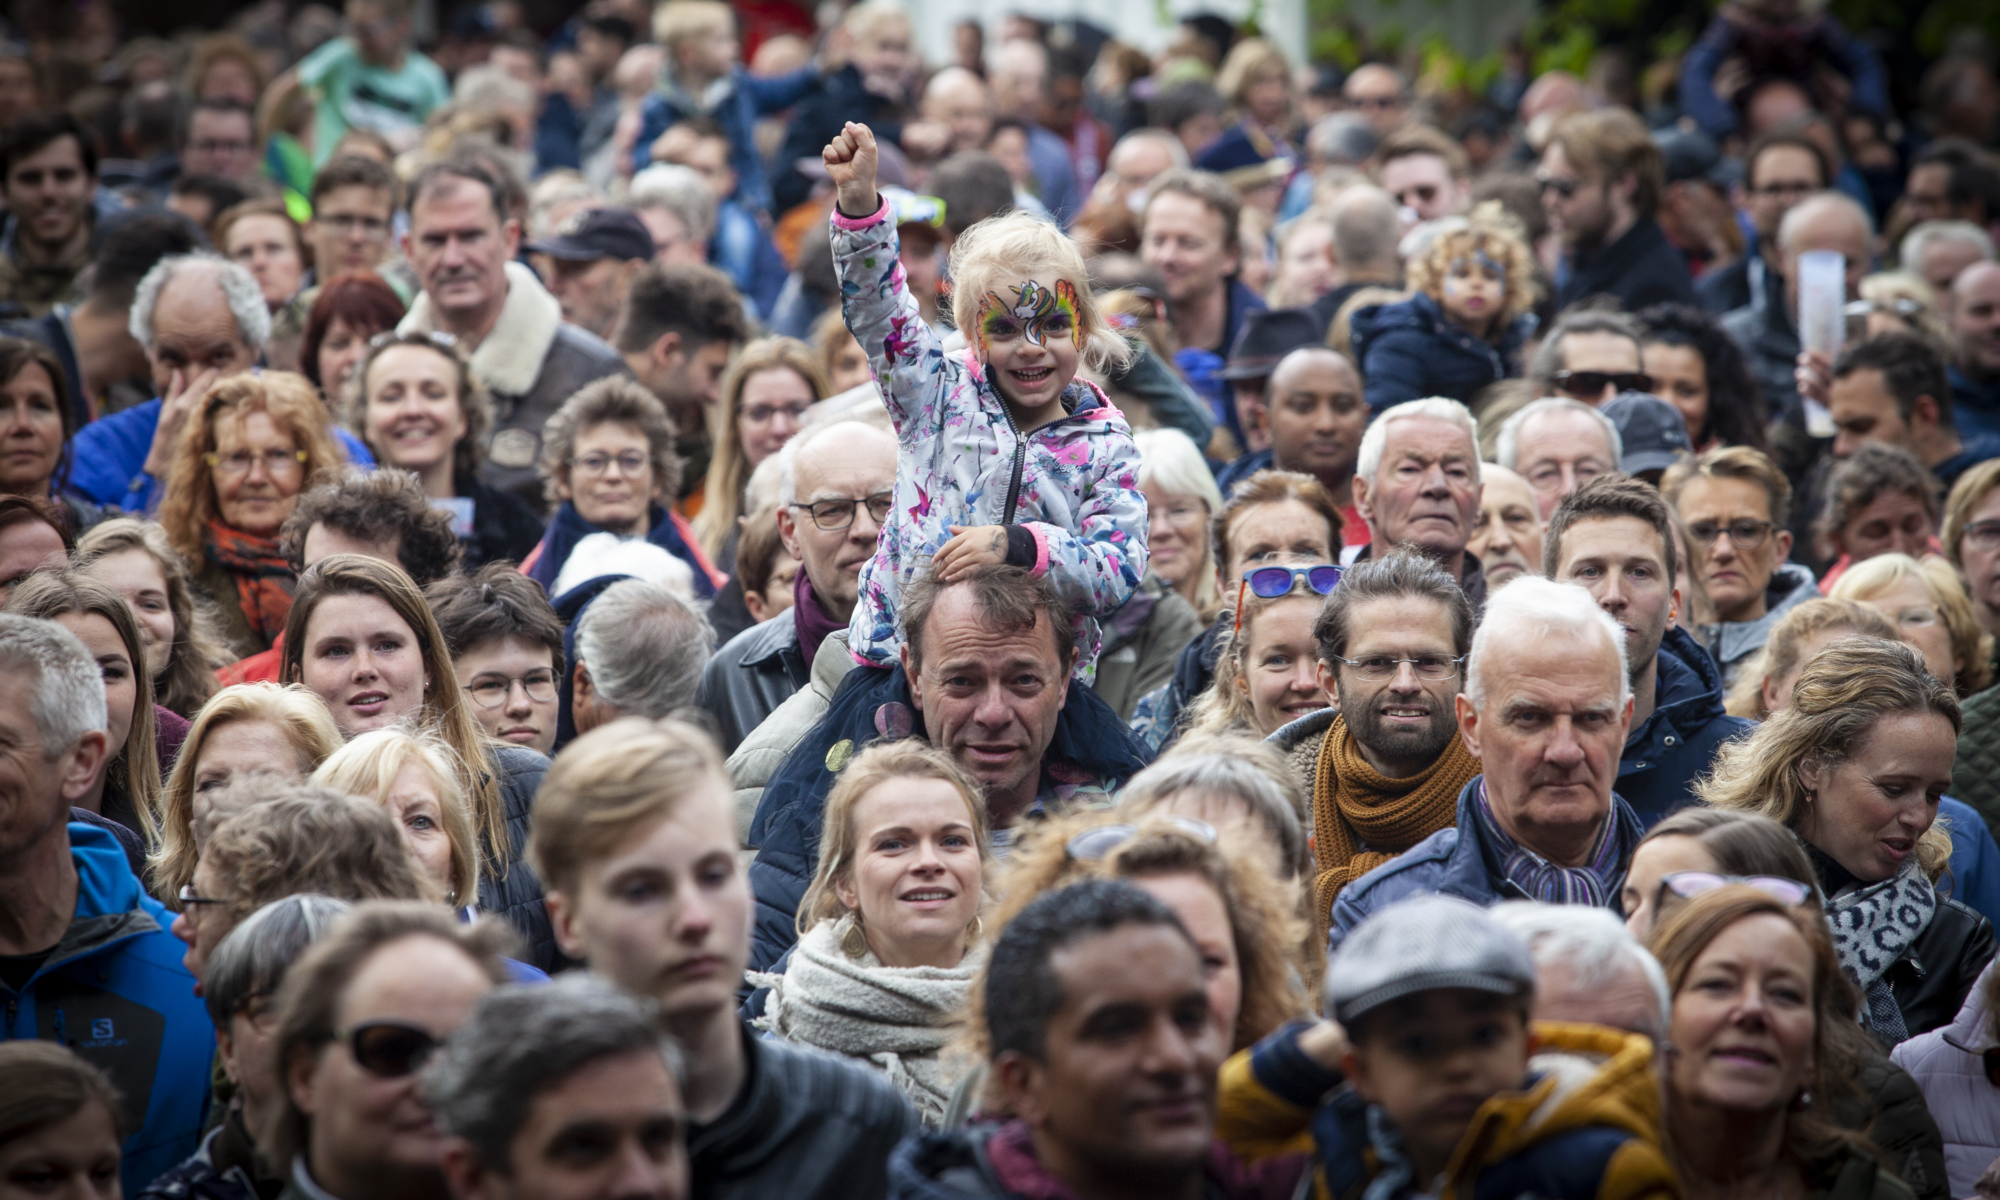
[652,1,732,54]
[1407,201,1538,325]
[948,211,1133,374]
[841,0,910,41]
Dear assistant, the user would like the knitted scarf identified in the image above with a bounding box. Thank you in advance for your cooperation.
[1471,778,1635,906]
[204,520,295,644]
[791,568,845,665]
[747,914,982,1126]
[1311,715,1481,931]
[1824,861,1936,1046]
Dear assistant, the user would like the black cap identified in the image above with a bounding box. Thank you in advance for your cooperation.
[1222,308,1324,381]
[1653,127,1740,190]
[525,206,656,263]
[1602,390,1692,475]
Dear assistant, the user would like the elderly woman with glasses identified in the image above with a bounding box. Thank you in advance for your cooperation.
[1699,637,1996,1044]
[521,377,724,602]
[347,329,545,570]
[159,372,342,660]
[1829,552,1992,697]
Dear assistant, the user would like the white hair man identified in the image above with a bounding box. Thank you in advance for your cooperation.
[695,417,897,753]
[0,613,216,1191]
[1496,397,1623,519]
[1329,576,1642,949]
[570,577,717,736]
[1489,900,1671,1048]
[67,252,369,513]
[1351,396,1487,604]
[1900,219,1994,302]
[1723,189,1873,429]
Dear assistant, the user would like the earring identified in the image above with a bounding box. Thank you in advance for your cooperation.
[967,914,985,942]
[841,916,869,959]
[1793,1087,1813,1110]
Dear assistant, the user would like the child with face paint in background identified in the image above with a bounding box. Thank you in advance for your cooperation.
[821,121,1149,680]
[1348,201,1541,414]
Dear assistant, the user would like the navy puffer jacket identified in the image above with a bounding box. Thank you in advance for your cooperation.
[1349,292,1532,414]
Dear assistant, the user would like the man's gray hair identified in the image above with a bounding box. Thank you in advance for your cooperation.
[1307,113,1379,166]
[1489,901,1671,1041]
[575,578,715,719]
[1466,576,1628,709]
[1355,396,1479,483]
[1526,309,1641,396]
[129,253,271,354]
[1494,397,1622,471]
[775,416,893,509]
[0,614,108,756]
[1328,185,1401,275]
[1900,219,1995,273]
[204,894,352,1028]
[426,974,684,1174]
[1113,127,1190,172]
[1776,189,1875,254]
[629,164,717,245]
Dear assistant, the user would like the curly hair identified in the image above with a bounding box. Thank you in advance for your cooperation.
[694,336,828,561]
[537,376,682,508]
[1406,202,1537,326]
[964,811,1309,1060]
[200,782,434,930]
[346,330,493,481]
[77,517,232,719]
[1637,303,1771,454]
[1814,442,1939,563]
[278,469,464,586]
[1696,637,1958,878]
[158,372,342,562]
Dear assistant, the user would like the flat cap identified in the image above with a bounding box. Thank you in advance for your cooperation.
[1325,894,1535,1025]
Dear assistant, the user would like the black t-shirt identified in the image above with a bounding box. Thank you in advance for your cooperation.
[0,946,53,993]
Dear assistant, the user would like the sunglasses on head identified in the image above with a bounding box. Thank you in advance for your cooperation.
[1234,565,1342,638]
[1553,370,1654,398]
[1066,816,1217,862]
[1659,871,1815,907]
[345,1021,442,1078]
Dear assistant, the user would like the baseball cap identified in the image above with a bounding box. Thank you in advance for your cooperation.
[525,206,656,263]
[1653,127,1741,190]
[1324,895,1535,1026]
[1602,390,1692,475]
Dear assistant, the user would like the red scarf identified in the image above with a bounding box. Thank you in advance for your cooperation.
[204,520,297,643]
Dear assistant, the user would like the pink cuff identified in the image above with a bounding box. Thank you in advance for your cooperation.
[830,199,892,230]
[1027,524,1052,578]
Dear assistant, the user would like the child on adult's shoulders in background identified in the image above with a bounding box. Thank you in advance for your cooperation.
[1218,895,1677,1200]
[1349,202,1540,414]
[736,504,800,625]
[822,120,1149,682]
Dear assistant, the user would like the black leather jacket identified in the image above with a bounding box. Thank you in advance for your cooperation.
[1811,844,1998,1041]
[692,1022,917,1200]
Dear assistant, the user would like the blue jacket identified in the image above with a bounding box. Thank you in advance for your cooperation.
[1619,625,1752,829]
[1178,279,1269,446]
[770,65,909,215]
[1951,367,2000,447]
[1327,781,1645,952]
[1024,125,1081,229]
[66,398,374,513]
[1940,796,2000,931]
[632,63,818,216]
[747,662,1151,973]
[1349,292,1532,414]
[711,198,788,319]
[2,823,216,1193]
[1678,12,1887,138]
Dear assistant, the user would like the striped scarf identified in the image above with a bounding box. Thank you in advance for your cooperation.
[1471,778,1632,906]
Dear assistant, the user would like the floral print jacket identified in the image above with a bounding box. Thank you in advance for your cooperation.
[831,201,1148,679]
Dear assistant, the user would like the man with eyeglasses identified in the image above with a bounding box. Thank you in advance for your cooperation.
[1328,576,1645,949]
[1695,131,1829,316]
[304,155,403,290]
[1539,108,1696,315]
[1662,445,1819,685]
[0,613,213,1192]
[699,418,896,754]
[1266,552,1480,936]
[1548,476,1750,827]
[179,99,261,185]
[1495,397,1622,520]
[1372,124,1468,226]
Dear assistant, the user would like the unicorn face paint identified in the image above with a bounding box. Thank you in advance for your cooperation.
[974,277,1085,423]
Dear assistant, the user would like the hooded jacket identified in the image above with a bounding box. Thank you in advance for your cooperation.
[1698,562,1820,686]
[1891,959,2000,1198]
[887,1122,1302,1200]
[1349,292,1533,415]
[1619,626,1752,828]
[1,823,215,1194]
[831,200,1148,679]
[1218,1020,1678,1200]
[397,261,627,513]
[1326,781,1644,952]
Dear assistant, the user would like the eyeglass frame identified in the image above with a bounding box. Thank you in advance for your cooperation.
[1962,519,2000,552]
[1551,369,1655,397]
[204,448,309,478]
[1685,518,1776,551]
[341,1019,444,1078]
[1657,870,1817,910]
[178,884,230,910]
[569,450,653,478]
[463,670,559,708]
[1328,653,1467,682]
[790,492,894,531]
[1232,564,1343,638]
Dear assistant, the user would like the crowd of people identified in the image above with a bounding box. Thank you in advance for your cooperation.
[6,0,2000,1198]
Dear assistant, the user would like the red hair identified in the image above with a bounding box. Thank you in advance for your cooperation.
[300,272,407,391]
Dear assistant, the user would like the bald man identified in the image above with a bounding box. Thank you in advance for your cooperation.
[920,66,994,156]
[1263,349,1370,546]
[1468,463,1543,591]
[1723,190,1874,429]
[1951,261,2000,443]
[1310,185,1404,336]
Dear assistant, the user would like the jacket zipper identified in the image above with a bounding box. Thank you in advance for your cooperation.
[999,404,1026,526]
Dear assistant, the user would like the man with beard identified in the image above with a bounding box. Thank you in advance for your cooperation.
[1329,576,1643,948]
[0,113,99,319]
[1547,475,1748,827]
[1540,108,1695,313]
[1268,552,1481,940]
[1466,464,1542,591]
[1350,396,1487,608]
